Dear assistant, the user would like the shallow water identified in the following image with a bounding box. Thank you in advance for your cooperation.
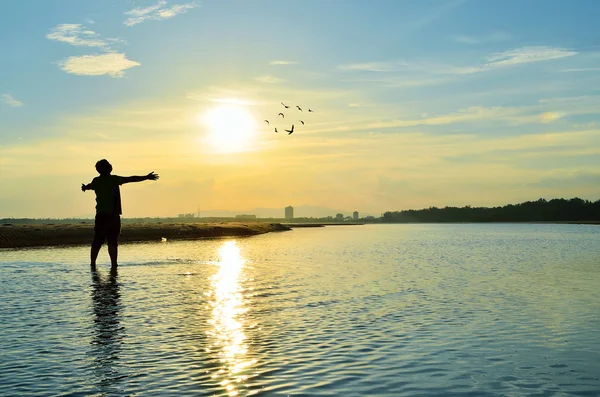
[1,224,599,396]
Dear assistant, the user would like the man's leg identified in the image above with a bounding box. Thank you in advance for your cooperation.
[106,214,121,268]
[108,244,118,267]
[91,213,106,267]
[90,245,101,268]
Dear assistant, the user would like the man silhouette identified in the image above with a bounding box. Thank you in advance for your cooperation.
[82,159,159,268]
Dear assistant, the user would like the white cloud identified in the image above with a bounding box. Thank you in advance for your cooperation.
[254,75,283,83]
[270,60,298,66]
[1,94,23,107]
[124,0,198,26]
[47,23,135,77]
[58,53,141,77]
[125,0,167,19]
[46,24,110,49]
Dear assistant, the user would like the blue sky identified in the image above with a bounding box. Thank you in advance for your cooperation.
[1,0,600,218]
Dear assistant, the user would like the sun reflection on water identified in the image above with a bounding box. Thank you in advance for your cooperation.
[206,241,255,396]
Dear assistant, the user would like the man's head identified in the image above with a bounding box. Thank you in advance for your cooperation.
[95,159,113,176]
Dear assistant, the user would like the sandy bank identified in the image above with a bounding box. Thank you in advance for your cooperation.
[0,222,290,249]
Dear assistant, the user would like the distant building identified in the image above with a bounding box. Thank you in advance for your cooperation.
[185,213,195,218]
[235,214,257,219]
[285,206,294,220]
[365,216,375,220]
[335,213,344,221]
[353,211,359,220]
[178,214,185,218]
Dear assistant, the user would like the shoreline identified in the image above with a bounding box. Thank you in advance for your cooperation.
[0,222,290,249]
[1,220,596,250]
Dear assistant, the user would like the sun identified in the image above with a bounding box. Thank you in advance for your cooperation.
[199,104,258,153]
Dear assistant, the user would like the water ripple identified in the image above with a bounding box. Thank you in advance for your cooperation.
[1,224,599,396]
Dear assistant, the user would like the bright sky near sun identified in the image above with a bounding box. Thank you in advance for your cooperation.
[1,0,600,218]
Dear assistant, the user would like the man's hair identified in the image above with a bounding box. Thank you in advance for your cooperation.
[95,159,113,175]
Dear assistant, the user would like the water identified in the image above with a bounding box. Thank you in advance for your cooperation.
[1,224,599,396]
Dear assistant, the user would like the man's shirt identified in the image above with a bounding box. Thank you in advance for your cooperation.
[90,175,125,215]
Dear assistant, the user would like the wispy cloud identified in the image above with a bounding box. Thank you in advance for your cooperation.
[58,53,140,77]
[344,95,600,133]
[96,132,120,140]
[455,46,578,74]
[529,171,600,189]
[366,106,524,130]
[338,61,408,72]
[254,75,284,84]
[1,94,23,107]
[486,46,577,68]
[124,0,198,26]
[539,112,563,123]
[401,0,467,36]
[453,35,480,44]
[341,74,451,88]
[46,24,113,49]
[561,67,600,73]
[338,46,577,81]
[270,60,298,66]
[452,31,511,45]
[186,93,262,106]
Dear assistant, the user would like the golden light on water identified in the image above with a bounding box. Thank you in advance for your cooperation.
[206,241,255,396]
[200,104,258,153]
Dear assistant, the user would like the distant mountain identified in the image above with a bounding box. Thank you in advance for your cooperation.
[198,205,359,218]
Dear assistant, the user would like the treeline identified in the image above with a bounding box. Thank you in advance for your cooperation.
[382,198,600,223]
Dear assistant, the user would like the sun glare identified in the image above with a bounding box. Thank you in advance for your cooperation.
[200,104,258,153]
[206,241,254,396]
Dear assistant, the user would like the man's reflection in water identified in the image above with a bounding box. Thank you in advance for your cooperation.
[89,267,125,394]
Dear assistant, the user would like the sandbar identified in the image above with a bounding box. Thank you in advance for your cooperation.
[0,222,290,249]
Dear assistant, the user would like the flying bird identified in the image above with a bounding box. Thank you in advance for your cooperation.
[296,106,302,111]
[275,127,278,133]
[299,120,305,125]
[264,120,269,125]
[281,102,289,108]
[278,112,284,118]
[285,125,294,135]
[308,109,314,113]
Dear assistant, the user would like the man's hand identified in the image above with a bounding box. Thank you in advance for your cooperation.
[146,172,159,181]
[81,183,87,192]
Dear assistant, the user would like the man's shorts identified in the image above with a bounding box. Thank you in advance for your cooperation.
[92,212,121,247]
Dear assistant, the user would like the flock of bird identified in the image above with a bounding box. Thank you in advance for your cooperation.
[264,102,314,135]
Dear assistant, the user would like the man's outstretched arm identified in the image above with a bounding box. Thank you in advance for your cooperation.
[121,172,159,184]
[81,183,93,192]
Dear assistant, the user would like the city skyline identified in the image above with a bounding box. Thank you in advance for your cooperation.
[2,0,600,218]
